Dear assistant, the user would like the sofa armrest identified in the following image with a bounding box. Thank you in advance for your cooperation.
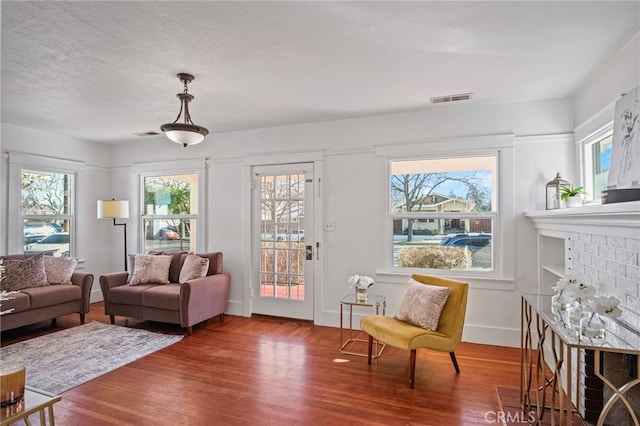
[71,272,94,314]
[179,273,231,327]
[99,272,129,306]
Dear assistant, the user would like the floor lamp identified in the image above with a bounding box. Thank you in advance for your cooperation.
[97,199,130,271]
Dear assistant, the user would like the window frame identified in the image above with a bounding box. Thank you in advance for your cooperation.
[7,153,79,257]
[579,122,613,202]
[138,169,204,254]
[375,135,515,282]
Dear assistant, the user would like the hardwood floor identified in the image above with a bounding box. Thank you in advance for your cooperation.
[1,303,522,425]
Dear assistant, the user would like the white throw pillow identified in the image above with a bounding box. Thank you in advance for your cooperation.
[128,254,172,286]
[44,256,78,285]
[395,278,451,331]
[178,253,210,284]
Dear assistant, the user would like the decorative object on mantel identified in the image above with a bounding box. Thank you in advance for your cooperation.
[545,172,570,210]
[603,85,640,204]
[348,274,374,302]
[560,185,588,208]
[160,73,209,148]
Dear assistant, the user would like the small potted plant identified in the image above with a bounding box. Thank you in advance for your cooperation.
[560,185,588,208]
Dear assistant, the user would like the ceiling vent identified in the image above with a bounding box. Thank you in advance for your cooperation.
[430,93,473,104]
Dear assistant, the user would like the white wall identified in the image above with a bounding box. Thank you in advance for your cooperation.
[107,97,576,347]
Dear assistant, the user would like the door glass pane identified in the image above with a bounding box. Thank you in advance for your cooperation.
[260,173,305,301]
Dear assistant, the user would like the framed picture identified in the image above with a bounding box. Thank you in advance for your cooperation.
[608,86,640,190]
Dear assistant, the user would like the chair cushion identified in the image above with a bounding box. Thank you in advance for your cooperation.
[44,256,78,285]
[0,291,30,314]
[1,253,49,291]
[361,315,449,350]
[108,284,157,305]
[129,254,172,286]
[395,278,450,331]
[178,253,209,284]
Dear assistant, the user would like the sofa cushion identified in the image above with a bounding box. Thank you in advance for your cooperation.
[109,284,158,305]
[0,291,30,314]
[141,284,181,311]
[394,278,451,331]
[129,254,172,286]
[149,251,187,284]
[21,284,81,309]
[178,253,210,284]
[44,256,78,285]
[1,253,49,291]
[178,252,222,276]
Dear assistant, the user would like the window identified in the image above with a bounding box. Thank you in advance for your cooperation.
[389,156,497,272]
[582,125,613,201]
[141,174,198,253]
[21,170,74,257]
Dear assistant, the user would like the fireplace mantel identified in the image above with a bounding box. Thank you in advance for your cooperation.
[525,201,640,238]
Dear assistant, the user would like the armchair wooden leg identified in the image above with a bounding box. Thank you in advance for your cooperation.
[186,326,193,336]
[51,318,57,327]
[409,349,416,388]
[449,352,460,373]
[367,335,373,365]
[80,313,85,324]
[109,315,115,324]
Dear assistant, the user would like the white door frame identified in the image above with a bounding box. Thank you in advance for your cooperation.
[241,152,323,322]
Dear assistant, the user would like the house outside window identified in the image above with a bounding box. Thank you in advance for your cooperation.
[389,156,497,272]
[141,174,199,254]
[21,170,74,257]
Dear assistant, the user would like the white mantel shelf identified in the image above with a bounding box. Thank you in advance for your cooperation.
[526,201,640,237]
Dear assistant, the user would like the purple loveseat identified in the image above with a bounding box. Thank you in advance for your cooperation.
[99,251,230,335]
[0,254,93,332]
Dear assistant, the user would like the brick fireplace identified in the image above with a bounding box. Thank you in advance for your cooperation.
[527,201,640,424]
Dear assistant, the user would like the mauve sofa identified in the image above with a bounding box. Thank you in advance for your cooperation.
[99,251,230,335]
[0,254,93,332]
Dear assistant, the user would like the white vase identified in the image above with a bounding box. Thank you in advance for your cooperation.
[567,196,582,208]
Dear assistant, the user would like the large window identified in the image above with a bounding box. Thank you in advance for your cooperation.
[582,126,613,201]
[21,170,74,257]
[141,174,198,253]
[389,156,497,272]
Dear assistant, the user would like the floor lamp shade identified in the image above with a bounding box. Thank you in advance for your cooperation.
[97,199,130,271]
[97,200,129,219]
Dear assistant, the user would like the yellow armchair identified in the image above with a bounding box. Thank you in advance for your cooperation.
[360,274,469,388]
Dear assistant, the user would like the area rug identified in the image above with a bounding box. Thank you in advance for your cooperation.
[0,321,183,395]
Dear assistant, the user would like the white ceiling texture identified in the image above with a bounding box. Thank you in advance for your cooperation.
[2,1,639,146]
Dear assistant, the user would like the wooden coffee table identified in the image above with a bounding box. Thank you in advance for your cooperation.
[0,386,61,426]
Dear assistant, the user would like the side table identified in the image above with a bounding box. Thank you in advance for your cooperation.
[0,386,61,426]
[340,293,386,358]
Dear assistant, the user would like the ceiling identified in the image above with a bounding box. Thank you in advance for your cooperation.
[2,1,639,146]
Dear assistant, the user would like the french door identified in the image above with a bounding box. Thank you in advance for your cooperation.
[251,163,314,320]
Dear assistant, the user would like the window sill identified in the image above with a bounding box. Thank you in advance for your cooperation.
[375,270,515,290]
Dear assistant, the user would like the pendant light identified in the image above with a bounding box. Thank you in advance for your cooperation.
[161,73,209,147]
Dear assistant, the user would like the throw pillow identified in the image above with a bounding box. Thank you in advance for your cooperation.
[128,254,172,286]
[395,278,451,331]
[44,256,78,285]
[1,253,49,291]
[178,253,210,284]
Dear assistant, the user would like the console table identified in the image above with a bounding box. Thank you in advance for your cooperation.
[0,386,61,426]
[521,294,640,426]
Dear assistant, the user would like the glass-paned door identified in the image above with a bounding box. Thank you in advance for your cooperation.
[252,164,314,320]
